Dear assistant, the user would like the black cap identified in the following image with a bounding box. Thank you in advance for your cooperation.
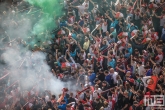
[94,78,99,83]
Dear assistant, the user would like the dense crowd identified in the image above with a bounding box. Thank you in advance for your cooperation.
[0,0,165,110]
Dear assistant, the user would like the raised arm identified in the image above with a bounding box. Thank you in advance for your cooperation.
[70,0,78,5]
[71,36,78,44]
[101,54,108,59]
[63,27,70,33]
[110,8,116,17]
[77,42,83,51]
[91,24,101,35]
[89,0,95,5]
[69,5,78,9]
[105,13,113,21]
[89,33,97,41]
[55,49,58,61]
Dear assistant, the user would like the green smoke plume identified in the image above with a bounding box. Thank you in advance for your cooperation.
[25,0,63,47]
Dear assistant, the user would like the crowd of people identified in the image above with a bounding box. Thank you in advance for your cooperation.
[1,0,165,110]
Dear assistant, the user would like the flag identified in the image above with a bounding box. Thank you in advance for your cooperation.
[142,76,158,91]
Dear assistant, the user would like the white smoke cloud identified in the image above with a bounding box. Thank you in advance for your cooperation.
[0,2,78,100]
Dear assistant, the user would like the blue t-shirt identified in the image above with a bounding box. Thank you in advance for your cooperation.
[108,59,116,68]
[79,20,84,27]
[110,20,118,28]
[71,33,77,40]
[57,61,61,67]
[60,21,67,27]
[109,38,115,44]
[111,29,117,38]
[125,53,131,58]
[89,73,96,85]
[70,49,76,57]
[105,74,112,85]
[146,69,152,76]
[58,104,66,110]
[126,23,131,32]
[130,25,138,32]
[128,48,132,54]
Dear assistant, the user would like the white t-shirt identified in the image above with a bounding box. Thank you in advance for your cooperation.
[81,52,86,60]
[93,88,102,98]
[89,47,94,56]
[77,5,85,16]
[153,66,161,74]
[82,1,89,9]
[110,72,118,84]
[102,23,108,33]
[138,65,145,76]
